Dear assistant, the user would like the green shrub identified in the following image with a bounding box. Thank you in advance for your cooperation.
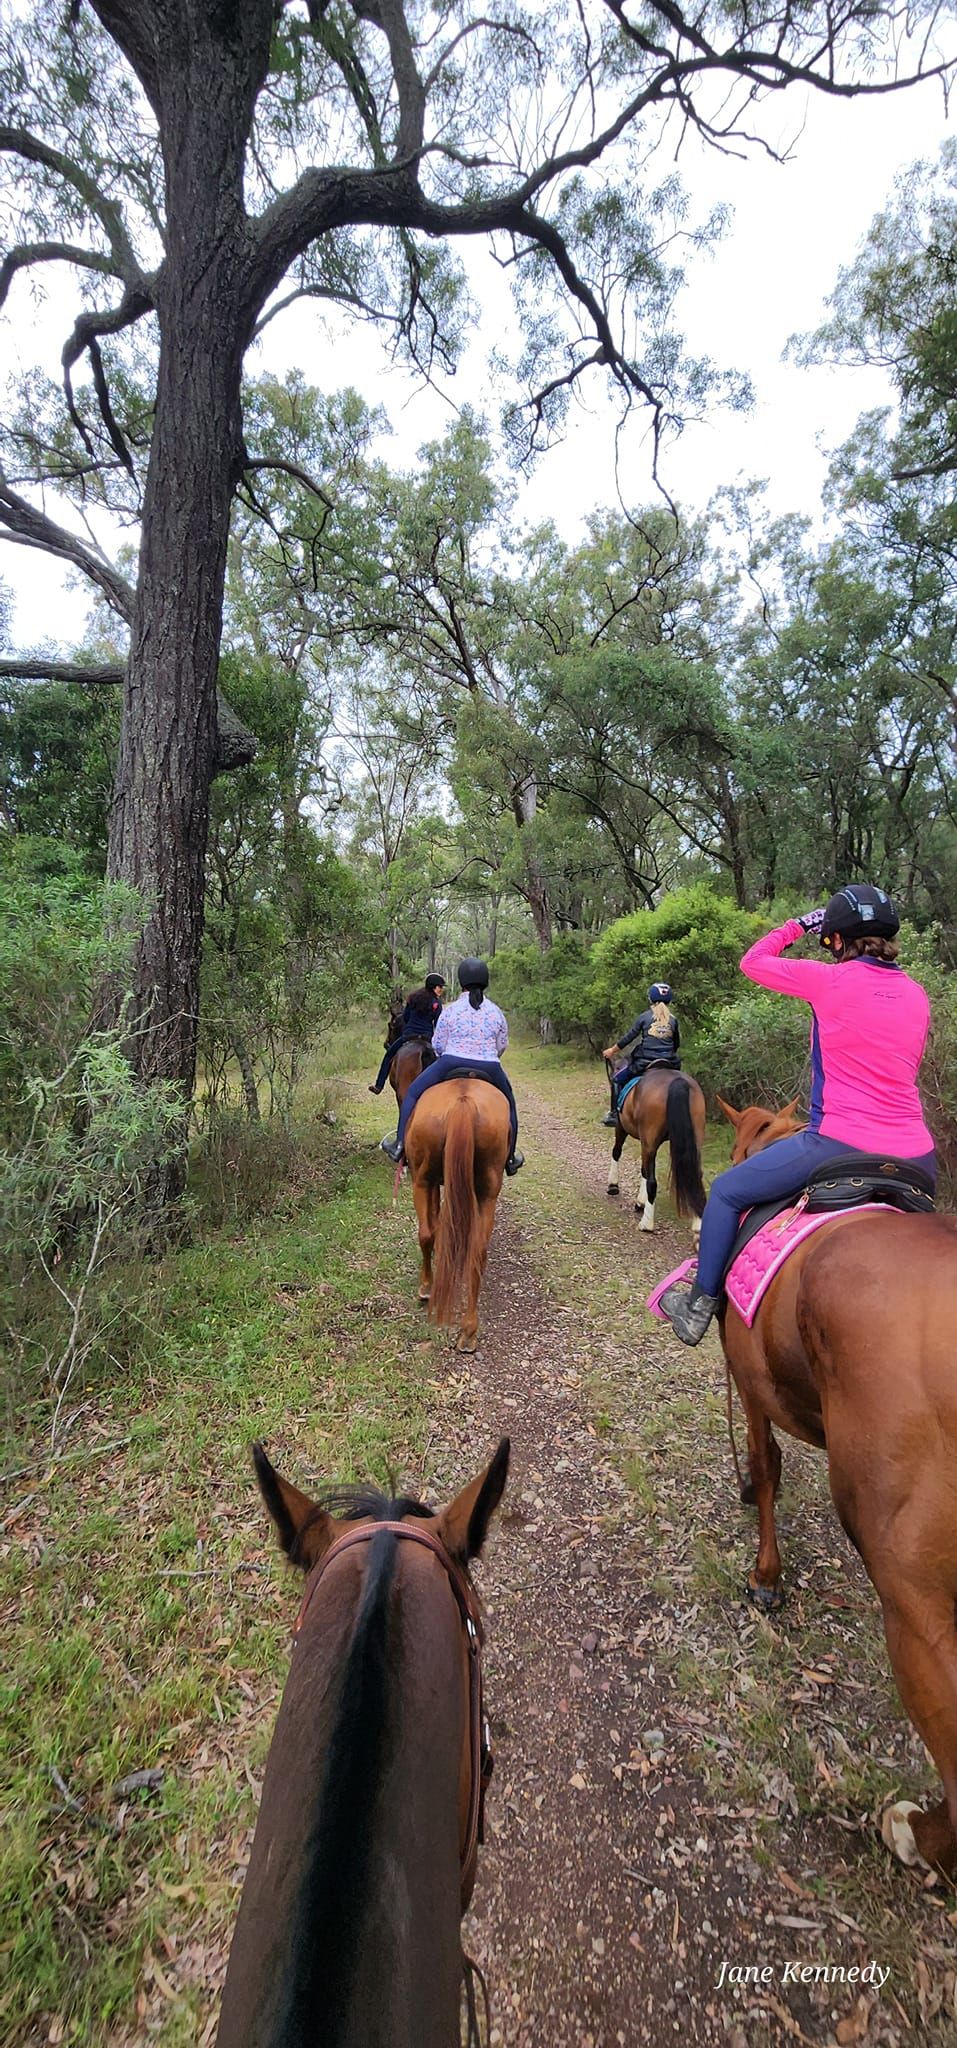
[590,886,762,1041]
[900,926,957,1202]
[491,933,597,1043]
[695,988,810,1110]
[0,853,182,1434]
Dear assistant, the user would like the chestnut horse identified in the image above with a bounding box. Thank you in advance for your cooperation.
[390,1036,433,1107]
[716,1098,957,1876]
[217,1438,510,2048]
[405,1077,511,1352]
[607,1065,707,1238]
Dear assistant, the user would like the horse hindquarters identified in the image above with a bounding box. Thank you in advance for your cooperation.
[800,1221,957,1875]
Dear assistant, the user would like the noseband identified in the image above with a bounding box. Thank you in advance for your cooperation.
[293,1519,492,1912]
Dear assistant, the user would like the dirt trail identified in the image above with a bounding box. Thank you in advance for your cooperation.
[427,1078,956,2048]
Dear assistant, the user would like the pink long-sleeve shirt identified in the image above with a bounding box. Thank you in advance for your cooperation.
[739,919,933,1156]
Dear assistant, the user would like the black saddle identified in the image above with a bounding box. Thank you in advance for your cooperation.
[723,1149,936,1285]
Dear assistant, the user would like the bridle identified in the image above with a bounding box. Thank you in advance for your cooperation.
[293,1517,493,1914]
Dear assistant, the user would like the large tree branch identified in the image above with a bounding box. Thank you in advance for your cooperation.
[60,280,155,477]
[0,126,143,281]
[0,241,119,313]
[0,653,257,777]
[0,474,135,622]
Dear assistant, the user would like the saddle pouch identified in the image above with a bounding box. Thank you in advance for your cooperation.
[805,1152,935,1216]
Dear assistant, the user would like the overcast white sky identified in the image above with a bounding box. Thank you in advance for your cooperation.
[0,66,952,651]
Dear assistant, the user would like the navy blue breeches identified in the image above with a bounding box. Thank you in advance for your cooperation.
[396,1054,518,1155]
[695,1129,938,1296]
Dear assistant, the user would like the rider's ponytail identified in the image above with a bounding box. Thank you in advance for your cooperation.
[650,999,671,1034]
[468,986,485,1010]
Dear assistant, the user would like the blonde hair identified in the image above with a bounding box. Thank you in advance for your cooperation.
[649,999,672,1035]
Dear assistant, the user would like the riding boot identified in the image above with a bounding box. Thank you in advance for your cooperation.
[504,1150,524,1177]
[601,1107,617,1126]
[380,1136,404,1163]
[660,1280,719,1346]
[368,1083,384,1094]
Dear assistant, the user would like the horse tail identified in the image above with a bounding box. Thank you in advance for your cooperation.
[666,1077,706,1219]
[429,1093,479,1327]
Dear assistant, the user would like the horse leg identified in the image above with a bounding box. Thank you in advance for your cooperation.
[739,1428,782,1507]
[741,1395,785,1611]
[412,1177,438,1303]
[457,1193,498,1354]
[637,1144,657,1230]
[877,1587,957,1876]
[607,1128,626,1196]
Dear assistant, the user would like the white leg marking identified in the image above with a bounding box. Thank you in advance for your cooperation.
[881,1802,929,1870]
[639,1197,656,1233]
[607,1157,620,1191]
[637,1174,647,1208]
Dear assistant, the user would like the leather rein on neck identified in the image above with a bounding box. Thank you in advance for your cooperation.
[293,1518,493,1913]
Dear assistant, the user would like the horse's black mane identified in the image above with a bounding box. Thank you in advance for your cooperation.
[317,1484,435,1524]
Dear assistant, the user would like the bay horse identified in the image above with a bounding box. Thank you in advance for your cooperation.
[217,1437,510,2048]
[607,1064,707,1238]
[716,1099,957,1877]
[405,1077,511,1353]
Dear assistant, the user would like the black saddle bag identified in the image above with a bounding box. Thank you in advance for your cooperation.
[805,1151,936,1216]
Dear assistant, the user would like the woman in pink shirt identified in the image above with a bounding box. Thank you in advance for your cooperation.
[663,884,936,1345]
[380,958,524,1174]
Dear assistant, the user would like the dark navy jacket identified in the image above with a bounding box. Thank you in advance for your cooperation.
[619,1008,680,1066]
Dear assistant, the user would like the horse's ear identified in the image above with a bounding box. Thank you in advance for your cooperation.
[715,1095,741,1127]
[252,1442,334,1572]
[436,1438,510,1564]
[783,1097,801,1120]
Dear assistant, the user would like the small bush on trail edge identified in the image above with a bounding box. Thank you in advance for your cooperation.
[0,855,182,1441]
[190,1102,330,1227]
[695,988,810,1112]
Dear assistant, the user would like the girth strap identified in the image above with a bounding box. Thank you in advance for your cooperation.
[293,1518,490,1913]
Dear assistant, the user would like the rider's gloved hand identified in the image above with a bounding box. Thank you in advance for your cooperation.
[797,907,826,935]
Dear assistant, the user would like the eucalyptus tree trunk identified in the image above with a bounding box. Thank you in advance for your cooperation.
[104,8,270,1191]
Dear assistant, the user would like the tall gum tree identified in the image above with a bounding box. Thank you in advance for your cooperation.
[0,0,950,1182]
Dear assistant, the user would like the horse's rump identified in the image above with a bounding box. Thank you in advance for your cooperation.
[407,1081,509,1330]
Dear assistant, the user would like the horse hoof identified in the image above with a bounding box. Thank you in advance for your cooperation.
[740,1478,757,1507]
[745,1576,784,1613]
[881,1801,931,1871]
[418,1289,431,1305]
[607,1185,619,1197]
[457,1332,479,1354]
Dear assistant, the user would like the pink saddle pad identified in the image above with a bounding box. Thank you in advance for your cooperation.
[726,1201,891,1326]
[646,1203,893,1329]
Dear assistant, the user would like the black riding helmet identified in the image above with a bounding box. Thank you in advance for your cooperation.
[425,973,446,992]
[648,982,673,1004]
[457,957,489,990]
[820,884,899,949]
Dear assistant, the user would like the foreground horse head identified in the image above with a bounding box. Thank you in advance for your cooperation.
[608,1065,707,1239]
[716,1094,803,1162]
[719,1102,957,1878]
[405,1077,510,1353]
[217,1437,510,2048]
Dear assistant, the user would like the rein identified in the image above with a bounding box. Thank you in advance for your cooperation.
[293,1518,493,1915]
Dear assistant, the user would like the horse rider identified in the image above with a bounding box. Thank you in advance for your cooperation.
[661,885,936,1345]
[380,958,524,1175]
[601,982,680,1125]
[369,973,446,1095]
